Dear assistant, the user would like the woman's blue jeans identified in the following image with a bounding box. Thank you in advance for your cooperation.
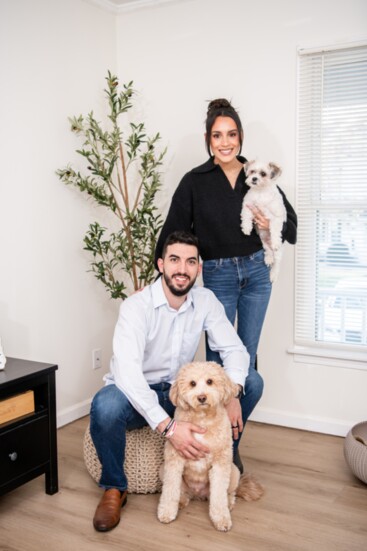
[203,250,272,450]
[90,383,175,491]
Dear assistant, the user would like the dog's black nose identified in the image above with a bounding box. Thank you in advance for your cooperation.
[252,177,258,183]
[197,394,207,404]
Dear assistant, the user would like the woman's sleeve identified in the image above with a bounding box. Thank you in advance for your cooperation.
[278,187,298,245]
[155,174,194,264]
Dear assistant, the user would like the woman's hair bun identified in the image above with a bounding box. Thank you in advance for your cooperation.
[207,98,233,114]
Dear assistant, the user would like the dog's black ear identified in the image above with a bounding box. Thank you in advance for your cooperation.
[269,162,282,179]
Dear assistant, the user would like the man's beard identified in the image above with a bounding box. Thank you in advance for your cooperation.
[163,272,196,297]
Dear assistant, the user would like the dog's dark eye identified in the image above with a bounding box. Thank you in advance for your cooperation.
[206,379,213,385]
[189,380,196,387]
[260,171,267,177]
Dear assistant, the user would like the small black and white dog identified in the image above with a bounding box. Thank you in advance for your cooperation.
[241,160,286,282]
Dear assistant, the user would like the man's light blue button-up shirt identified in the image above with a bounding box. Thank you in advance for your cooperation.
[104,277,249,429]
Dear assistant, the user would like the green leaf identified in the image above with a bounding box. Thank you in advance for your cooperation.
[56,72,167,300]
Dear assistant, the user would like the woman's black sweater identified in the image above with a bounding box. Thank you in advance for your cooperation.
[155,156,297,262]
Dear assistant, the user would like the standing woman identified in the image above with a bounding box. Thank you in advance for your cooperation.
[155,99,297,471]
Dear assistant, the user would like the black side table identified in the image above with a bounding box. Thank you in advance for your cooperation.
[0,357,58,496]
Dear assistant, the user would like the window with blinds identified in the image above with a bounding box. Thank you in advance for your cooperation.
[296,43,367,355]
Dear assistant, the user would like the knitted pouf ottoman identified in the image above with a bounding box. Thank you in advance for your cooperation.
[344,421,367,484]
[83,425,165,494]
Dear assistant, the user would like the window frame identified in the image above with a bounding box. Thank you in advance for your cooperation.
[289,40,367,371]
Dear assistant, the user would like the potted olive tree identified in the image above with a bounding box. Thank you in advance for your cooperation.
[57,72,166,299]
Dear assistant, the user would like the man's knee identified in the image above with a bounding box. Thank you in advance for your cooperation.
[90,385,128,427]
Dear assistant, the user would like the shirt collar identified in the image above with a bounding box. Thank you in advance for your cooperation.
[191,155,247,174]
[151,277,168,308]
[151,276,194,312]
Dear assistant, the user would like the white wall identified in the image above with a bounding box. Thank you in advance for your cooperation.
[0,0,119,426]
[1,0,365,435]
[116,0,367,436]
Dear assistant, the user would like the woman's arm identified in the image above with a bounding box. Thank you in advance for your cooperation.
[278,187,297,244]
[155,174,194,264]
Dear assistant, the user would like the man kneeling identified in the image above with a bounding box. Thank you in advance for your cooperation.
[90,231,252,532]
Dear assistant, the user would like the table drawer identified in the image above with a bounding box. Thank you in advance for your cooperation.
[0,416,49,485]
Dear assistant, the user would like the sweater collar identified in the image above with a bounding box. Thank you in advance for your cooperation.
[191,155,247,174]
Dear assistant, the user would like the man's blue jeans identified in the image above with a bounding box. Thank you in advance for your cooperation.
[203,250,272,450]
[90,382,175,491]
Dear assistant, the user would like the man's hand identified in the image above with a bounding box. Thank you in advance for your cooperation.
[226,397,243,441]
[167,421,209,460]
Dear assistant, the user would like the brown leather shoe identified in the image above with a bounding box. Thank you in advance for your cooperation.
[93,489,128,532]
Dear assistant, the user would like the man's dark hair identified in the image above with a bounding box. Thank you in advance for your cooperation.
[161,231,199,259]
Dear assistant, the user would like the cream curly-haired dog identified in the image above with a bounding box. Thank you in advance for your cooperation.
[157,362,263,532]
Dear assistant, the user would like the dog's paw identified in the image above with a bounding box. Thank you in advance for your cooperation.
[157,504,178,524]
[178,495,190,510]
[157,510,177,524]
[264,252,274,266]
[211,513,232,532]
[271,239,282,251]
[241,221,253,235]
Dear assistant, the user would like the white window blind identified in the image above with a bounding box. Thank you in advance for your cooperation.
[296,43,367,353]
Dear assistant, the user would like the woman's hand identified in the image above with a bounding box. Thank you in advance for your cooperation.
[247,205,270,231]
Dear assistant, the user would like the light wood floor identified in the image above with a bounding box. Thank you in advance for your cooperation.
[0,416,366,551]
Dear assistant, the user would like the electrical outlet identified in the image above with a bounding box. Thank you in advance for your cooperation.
[92,348,102,370]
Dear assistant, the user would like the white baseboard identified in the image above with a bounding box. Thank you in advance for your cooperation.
[249,407,352,437]
[57,399,353,437]
[57,398,92,428]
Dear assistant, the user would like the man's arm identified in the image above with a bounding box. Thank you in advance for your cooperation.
[111,296,210,459]
[110,297,168,429]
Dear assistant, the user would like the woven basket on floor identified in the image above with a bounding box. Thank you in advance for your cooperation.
[83,425,165,494]
[343,421,367,484]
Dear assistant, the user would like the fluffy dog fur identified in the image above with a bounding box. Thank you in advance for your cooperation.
[241,160,286,282]
[157,362,263,532]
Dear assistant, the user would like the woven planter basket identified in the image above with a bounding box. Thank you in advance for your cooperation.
[343,421,367,484]
[83,425,165,494]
